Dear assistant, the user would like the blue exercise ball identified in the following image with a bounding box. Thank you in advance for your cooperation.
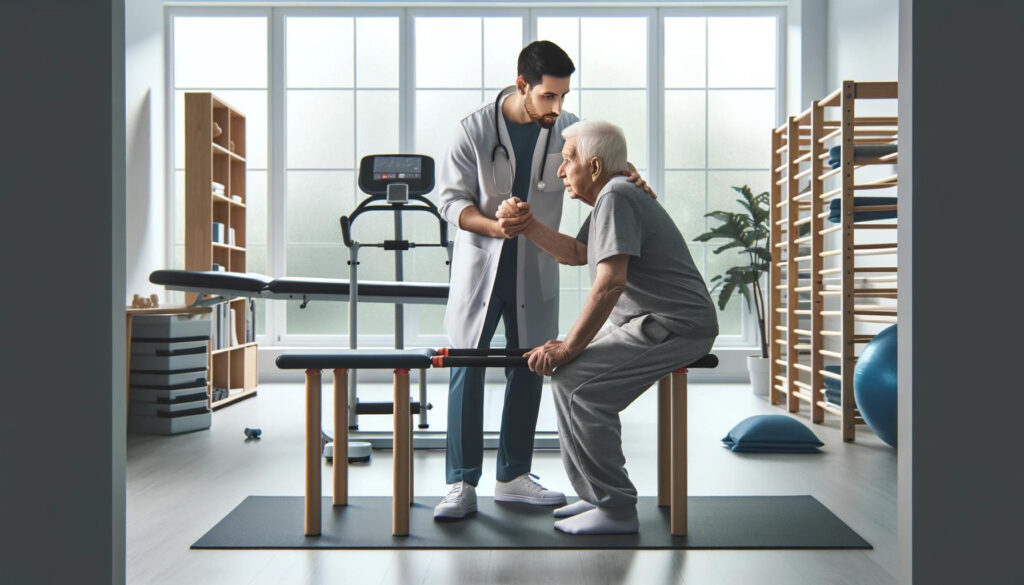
[854,324,898,447]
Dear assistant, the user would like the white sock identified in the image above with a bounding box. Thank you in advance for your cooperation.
[553,500,596,518]
[553,505,639,535]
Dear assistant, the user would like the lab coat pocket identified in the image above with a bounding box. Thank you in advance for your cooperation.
[539,153,565,193]
[451,241,490,305]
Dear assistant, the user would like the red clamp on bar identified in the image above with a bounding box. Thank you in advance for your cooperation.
[305,368,321,374]
[333,368,348,374]
[431,356,445,368]
[673,368,688,374]
[436,348,450,357]
[394,368,410,375]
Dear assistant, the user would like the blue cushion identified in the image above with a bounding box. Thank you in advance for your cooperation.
[722,415,824,453]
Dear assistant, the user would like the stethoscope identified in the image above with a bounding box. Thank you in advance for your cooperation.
[491,88,553,196]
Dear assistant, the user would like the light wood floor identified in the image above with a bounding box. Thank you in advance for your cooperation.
[127,381,898,585]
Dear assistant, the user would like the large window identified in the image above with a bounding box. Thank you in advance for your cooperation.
[169,6,782,349]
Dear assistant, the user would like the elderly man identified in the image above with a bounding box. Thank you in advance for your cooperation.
[496,119,718,534]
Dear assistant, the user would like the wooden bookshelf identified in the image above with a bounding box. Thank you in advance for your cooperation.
[185,92,258,409]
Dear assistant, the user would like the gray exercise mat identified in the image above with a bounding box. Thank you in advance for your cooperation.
[192,496,871,550]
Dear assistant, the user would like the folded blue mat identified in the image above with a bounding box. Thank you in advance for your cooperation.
[828,197,897,223]
[827,144,898,168]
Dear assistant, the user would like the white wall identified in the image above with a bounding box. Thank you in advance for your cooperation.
[126,0,168,304]
[827,0,898,89]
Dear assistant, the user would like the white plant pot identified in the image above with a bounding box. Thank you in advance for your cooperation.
[747,355,771,397]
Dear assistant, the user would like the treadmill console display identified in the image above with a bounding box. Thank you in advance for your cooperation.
[372,156,421,181]
[358,154,435,196]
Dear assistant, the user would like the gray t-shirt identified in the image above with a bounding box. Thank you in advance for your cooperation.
[577,176,719,339]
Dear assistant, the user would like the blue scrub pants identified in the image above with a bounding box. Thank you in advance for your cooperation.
[445,244,543,486]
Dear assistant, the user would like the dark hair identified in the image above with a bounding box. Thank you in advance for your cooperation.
[517,40,575,86]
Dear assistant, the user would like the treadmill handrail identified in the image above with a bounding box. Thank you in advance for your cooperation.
[339,194,448,249]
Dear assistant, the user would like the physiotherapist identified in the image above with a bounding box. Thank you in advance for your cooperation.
[434,40,653,521]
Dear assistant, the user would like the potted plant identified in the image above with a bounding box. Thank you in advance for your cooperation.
[693,185,772,396]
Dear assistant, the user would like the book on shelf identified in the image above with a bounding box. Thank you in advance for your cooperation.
[246,299,256,343]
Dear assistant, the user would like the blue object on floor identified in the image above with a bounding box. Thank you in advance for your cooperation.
[854,325,899,448]
[828,197,898,223]
[722,415,824,453]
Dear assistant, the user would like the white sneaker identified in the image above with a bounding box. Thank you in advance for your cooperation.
[494,473,567,506]
[433,481,478,520]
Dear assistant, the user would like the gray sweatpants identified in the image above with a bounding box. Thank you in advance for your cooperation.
[550,314,715,508]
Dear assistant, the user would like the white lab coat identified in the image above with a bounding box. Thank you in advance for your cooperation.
[438,86,579,349]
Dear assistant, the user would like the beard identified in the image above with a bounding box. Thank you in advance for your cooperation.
[524,93,559,129]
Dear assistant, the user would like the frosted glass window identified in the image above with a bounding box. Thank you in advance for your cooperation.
[580,18,646,88]
[536,18,580,86]
[664,18,706,88]
[663,171,706,240]
[246,170,268,246]
[287,18,354,88]
[707,17,776,88]
[580,90,646,169]
[707,170,771,231]
[707,90,774,168]
[287,90,355,169]
[415,90,485,170]
[484,18,523,88]
[416,18,482,88]
[664,90,706,169]
[356,18,399,88]
[356,90,400,161]
[286,171,356,244]
[286,297,346,335]
[703,244,743,335]
[174,17,267,88]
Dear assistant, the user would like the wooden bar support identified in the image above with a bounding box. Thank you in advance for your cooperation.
[670,369,687,536]
[393,369,411,536]
[305,369,322,536]
[657,375,671,507]
[333,368,348,507]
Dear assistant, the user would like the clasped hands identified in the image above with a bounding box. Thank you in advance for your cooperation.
[494,197,533,238]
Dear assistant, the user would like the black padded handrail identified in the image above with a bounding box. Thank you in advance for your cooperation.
[275,349,718,373]
[430,352,720,370]
[275,348,437,371]
[436,348,529,357]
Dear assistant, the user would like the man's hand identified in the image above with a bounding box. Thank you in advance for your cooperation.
[621,163,658,199]
[496,197,529,219]
[496,211,533,238]
[524,339,578,376]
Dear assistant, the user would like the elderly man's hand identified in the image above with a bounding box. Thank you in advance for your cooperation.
[524,339,577,376]
[496,211,533,238]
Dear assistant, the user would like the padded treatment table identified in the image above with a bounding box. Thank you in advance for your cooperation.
[277,347,718,538]
[150,269,450,432]
[150,269,448,306]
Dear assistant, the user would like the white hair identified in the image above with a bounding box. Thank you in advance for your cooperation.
[561,119,628,177]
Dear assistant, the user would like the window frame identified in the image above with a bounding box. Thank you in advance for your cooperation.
[165,3,786,352]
